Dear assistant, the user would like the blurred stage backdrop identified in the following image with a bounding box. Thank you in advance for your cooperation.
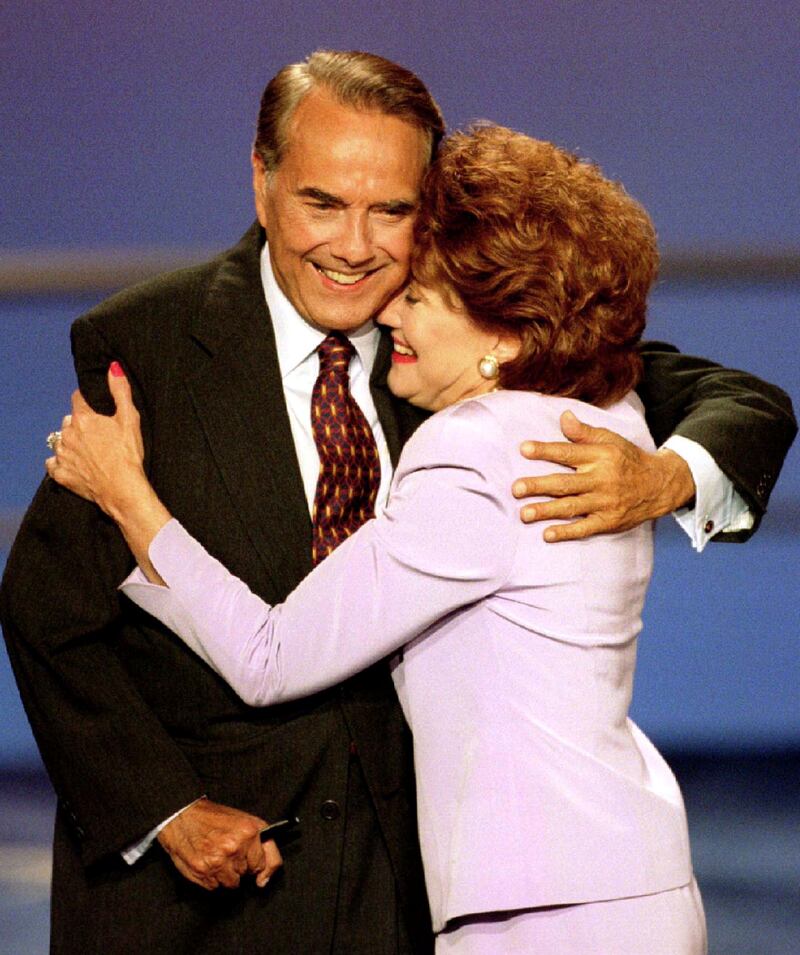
[1,1,798,951]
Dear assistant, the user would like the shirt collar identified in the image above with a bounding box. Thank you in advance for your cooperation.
[260,243,382,379]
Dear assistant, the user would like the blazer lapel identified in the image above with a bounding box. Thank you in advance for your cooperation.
[183,225,314,596]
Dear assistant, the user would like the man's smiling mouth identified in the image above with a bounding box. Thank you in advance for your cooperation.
[314,264,377,286]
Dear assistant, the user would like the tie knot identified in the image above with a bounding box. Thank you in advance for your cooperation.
[317,332,355,380]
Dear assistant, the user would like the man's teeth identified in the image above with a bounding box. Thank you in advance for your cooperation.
[318,266,367,285]
[394,343,416,356]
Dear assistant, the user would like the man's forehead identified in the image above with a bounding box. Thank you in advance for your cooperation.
[282,158,422,199]
[286,86,403,135]
[275,111,425,204]
[283,89,428,172]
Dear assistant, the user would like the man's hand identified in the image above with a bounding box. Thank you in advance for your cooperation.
[157,798,282,891]
[512,410,696,541]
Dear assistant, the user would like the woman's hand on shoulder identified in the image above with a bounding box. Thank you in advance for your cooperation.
[46,361,148,520]
[47,361,172,582]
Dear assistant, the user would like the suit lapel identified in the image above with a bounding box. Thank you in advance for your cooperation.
[181,225,428,596]
[371,329,429,467]
[184,225,313,596]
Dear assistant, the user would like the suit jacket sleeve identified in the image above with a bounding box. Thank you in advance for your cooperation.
[0,317,203,866]
[638,341,797,540]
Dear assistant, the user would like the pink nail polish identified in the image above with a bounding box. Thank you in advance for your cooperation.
[110,361,125,378]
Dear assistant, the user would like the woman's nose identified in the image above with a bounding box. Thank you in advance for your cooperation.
[376,290,406,328]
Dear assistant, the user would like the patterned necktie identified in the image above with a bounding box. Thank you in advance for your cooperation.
[311,332,381,565]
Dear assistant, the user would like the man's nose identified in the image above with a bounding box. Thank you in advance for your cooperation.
[329,212,373,264]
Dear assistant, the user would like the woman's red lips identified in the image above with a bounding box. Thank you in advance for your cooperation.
[392,339,417,363]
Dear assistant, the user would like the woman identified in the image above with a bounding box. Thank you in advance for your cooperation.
[48,125,707,953]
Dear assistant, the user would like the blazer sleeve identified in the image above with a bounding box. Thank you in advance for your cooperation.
[121,403,519,707]
[0,316,203,866]
[638,341,797,539]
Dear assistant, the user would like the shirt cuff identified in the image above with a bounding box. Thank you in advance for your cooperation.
[121,797,205,865]
[663,435,754,552]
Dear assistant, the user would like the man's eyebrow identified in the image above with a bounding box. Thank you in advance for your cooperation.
[297,187,346,206]
[372,199,417,215]
[296,189,416,215]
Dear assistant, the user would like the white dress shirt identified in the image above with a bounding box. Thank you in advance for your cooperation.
[261,244,392,516]
[663,435,753,551]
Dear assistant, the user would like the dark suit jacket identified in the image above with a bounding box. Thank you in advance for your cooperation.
[1,224,430,954]
[0,223,796,953]
[638,341,796,538]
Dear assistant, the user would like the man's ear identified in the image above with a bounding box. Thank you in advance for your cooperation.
[251,151,270,228]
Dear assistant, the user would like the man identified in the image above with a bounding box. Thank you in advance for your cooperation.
[1,50,796,954]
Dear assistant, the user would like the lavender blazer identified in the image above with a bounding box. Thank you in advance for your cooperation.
[123,390,693,932]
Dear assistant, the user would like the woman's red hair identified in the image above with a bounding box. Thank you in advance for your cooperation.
[412,125,659,406]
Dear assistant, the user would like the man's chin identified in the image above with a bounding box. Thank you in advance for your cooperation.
[304,279,403,332]
[303,310,377,334]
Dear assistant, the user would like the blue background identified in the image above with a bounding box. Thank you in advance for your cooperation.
[1,0,798,765]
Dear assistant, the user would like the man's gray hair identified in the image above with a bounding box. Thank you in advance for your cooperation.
[253,50,445,173]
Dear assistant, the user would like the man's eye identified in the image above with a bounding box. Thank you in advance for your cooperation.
[404,292,419,305]
[382,207,412,220]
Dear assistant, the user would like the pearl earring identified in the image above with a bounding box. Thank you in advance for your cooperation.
[478,354,500,380]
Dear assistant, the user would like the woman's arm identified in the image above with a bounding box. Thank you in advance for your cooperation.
[50,382,519,707]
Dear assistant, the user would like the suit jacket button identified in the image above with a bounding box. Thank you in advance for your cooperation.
[320,800,341,821]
